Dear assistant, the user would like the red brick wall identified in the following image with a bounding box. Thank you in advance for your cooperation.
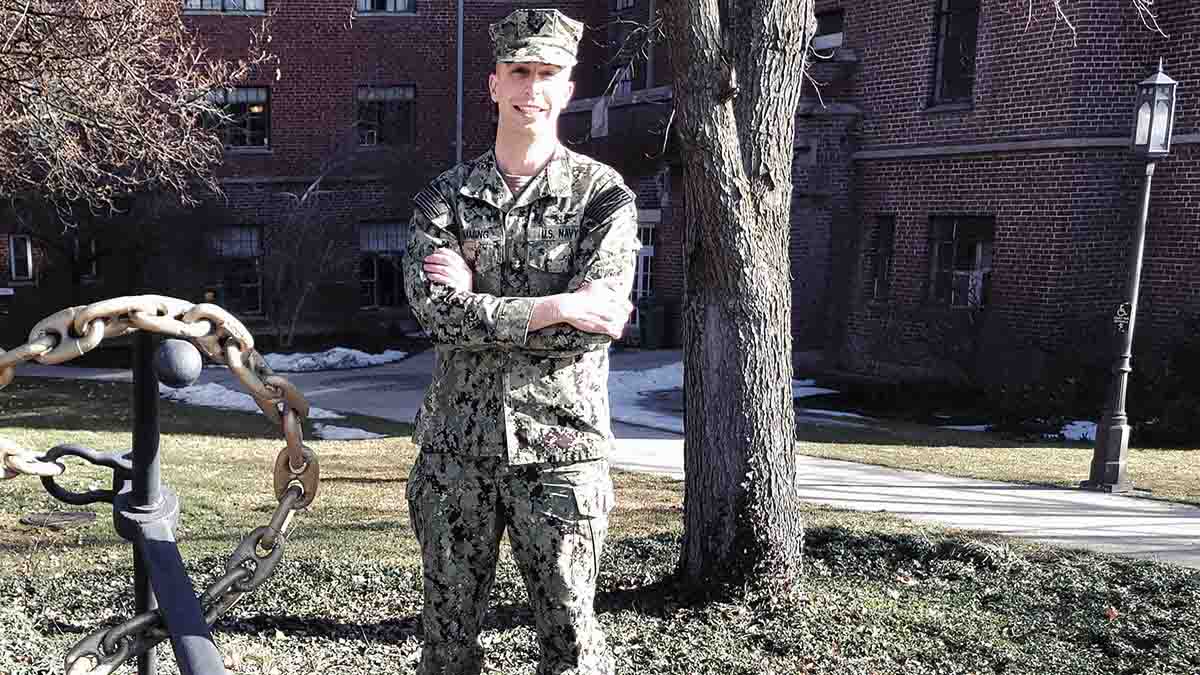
[186,1,601,186]
[791,114,858,349]
[821,1,1200,381]
[844,144,1199,381]
[833,0,1197,147]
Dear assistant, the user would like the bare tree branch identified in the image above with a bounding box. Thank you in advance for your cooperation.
[0,0,276,213]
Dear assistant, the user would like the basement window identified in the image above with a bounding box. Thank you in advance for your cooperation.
[183,0,265,12]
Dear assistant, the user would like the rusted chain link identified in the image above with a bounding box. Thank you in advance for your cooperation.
[1,296,324,675]
[64,486,306,675]
[1,296,321,501]
[0,437,64,480]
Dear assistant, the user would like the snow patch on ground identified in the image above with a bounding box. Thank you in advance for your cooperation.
[607,363,686,433]
[312,423,384,440]
[159,382,344,419]
[607,362,845,432]
[1060,420,1098,442]
[262,348,407,373]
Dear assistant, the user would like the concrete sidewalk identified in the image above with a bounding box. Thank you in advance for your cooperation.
[14,349,1200,569]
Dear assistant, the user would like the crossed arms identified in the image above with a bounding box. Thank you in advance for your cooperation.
[402,179,641,356]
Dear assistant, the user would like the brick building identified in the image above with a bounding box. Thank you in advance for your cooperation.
[803,1,1200,385]
[4,1,1197,388]
[561,0,1200,385]
[0,0,605,346]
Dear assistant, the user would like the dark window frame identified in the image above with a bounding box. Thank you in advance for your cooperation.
[209,87,271,149]
[75,237,100,281]
[356,85,417,147]
[358,222,408,309]
[356,0,416,15]
[8,234,33,282]
[931,0,980,106]
[183,0,266,13]
[928,215,994,309]
[871,215,896,301]
[211,226,264,316]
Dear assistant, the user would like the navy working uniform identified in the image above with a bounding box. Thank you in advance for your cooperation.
[401,8,640,675]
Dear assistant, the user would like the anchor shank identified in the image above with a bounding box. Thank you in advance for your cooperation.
[134,547,158,675]
[137,520,228,675]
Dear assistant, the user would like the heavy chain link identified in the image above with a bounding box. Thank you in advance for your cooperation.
[0,295,324,675]
[1,295,320,501]
[64,486,306,675]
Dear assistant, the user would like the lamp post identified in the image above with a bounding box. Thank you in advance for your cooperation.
[1086,59,1178,493]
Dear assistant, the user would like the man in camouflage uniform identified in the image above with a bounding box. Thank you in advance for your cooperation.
[401,8,639,675]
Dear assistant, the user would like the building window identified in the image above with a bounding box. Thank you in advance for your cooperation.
[929,216,993,308]
[75,237,99,280]
[210,226,263,315]
[356,0,414,14]
[356,86,416,147]
[614,0,635,11]
[183,0,265,12]
[931,0,979,105]
[359,223,408,309]
[871,215,895,301]
[8,234,33,282]
[208,87,270,148]
[629,212,657,328]
[813,10,845,50]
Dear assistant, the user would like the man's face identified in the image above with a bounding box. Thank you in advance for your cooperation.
[489,62,575,136]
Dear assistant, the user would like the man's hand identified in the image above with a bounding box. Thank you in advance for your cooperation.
[423,248,473,293]
[531,280,633,339]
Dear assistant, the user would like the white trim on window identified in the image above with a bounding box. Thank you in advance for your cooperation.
[356,0,415,14]
[9,234,33,282]
[183,0,265,13]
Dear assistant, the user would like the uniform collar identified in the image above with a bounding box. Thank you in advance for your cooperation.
[460,146,573,209]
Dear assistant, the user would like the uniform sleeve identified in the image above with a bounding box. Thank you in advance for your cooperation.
[521,176,642,354]
[403,186,537,349]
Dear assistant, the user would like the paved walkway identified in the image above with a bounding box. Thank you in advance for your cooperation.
[14,349,1200,569]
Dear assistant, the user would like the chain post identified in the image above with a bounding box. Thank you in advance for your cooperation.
[2,295,321,675]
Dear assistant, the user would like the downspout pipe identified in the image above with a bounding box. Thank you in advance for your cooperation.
[456,0,464,164]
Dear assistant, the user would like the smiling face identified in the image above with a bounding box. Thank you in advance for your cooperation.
[489,61,576,139]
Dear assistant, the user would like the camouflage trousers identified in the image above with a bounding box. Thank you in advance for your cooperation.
[406,452,616,675]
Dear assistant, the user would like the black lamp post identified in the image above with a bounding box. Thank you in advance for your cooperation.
[1086,59,1178,492]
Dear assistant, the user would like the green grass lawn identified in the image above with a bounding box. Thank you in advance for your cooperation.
[2,378,1199,674]
[795,412,1200,506]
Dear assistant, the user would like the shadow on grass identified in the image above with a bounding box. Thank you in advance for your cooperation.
[213,614,423,643]
[10,529,1200,675]
[320,476,408,486]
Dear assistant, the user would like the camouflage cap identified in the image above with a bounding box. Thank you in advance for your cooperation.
[489,8,584,68]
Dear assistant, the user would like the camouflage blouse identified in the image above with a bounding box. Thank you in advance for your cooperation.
[402,147,641,465]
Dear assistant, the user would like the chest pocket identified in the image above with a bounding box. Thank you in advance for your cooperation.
[528,238,574,274]
[527,209,580,276]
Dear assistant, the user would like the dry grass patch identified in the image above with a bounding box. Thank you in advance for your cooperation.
[3,378,1199,674]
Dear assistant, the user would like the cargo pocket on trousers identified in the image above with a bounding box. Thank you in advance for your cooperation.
[538,474,614,582]
[538,473,614,523]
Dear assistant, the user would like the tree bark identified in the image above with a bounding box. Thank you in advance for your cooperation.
[663,0,814,591]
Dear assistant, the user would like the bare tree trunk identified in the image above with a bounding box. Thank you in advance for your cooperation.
[664,0,813,592]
